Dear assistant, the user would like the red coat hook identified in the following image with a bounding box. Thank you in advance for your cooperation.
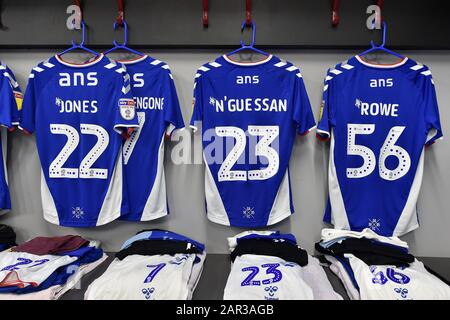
[74,0,82,22]
[202,0,209,27]
[117,0,124,26]
[377,0,384,23]
[331,0,340,26]
[246,0,252,26]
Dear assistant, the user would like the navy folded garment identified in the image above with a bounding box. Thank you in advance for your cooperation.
[116,239,202,261]
[236,232,298,246]
[122,229,205,252]
[231,238,309,266]
[315,237,414,267]
[0,224,16,249]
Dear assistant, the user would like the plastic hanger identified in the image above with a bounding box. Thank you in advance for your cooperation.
[104,20,144,56]
[59,21,100,57]
[227,21,269,57]
[359,21,404,58]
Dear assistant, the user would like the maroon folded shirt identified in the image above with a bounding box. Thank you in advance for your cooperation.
[11,235,89,255]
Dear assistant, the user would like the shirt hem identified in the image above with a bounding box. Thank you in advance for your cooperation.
[207,210,292,228]
[119,211,168,222]
[43,212,119,228]
[392,223,419,237]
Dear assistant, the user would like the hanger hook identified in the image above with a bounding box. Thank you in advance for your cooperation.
[113,19,128,47]
[381,21,387,47]
[80,21,86,46]
[71,20,87,47]
[240,20,256,47]
[369,20,387,48]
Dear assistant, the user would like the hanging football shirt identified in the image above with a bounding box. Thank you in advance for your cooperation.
[0,63,22,214]
[190,55,316,228]
[20,54,139,227]
[317,55,443,236]
[113,56,185,221]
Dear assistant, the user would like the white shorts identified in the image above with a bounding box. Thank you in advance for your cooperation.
[85,253,197,300]
[223,254,314,300]
[347,254,450,300]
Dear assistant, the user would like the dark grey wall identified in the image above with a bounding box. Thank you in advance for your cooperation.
[1,0,449,49]
[1,49,449,257]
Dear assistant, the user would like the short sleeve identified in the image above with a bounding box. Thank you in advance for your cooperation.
[113,67,139,135]
[189,69,204,132]
[421,68,443,146]
[292,73,316,135]
[3,66,22,126]
[19,70,37,133]
[316,69,334,141]
[162,70,185,136]
[0,73,19,129]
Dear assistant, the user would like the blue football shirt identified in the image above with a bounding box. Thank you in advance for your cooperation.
[113,56,185,221]
[0,62,22,214]
[20,54,139,227]
[190,54,316,228]
[317,55,443,236]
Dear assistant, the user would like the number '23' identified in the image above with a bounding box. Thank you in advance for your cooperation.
[241,263,282,287]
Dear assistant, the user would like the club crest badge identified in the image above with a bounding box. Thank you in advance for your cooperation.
[119,98,135,120]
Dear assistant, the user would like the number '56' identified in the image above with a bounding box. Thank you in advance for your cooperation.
[346,124,411,181]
